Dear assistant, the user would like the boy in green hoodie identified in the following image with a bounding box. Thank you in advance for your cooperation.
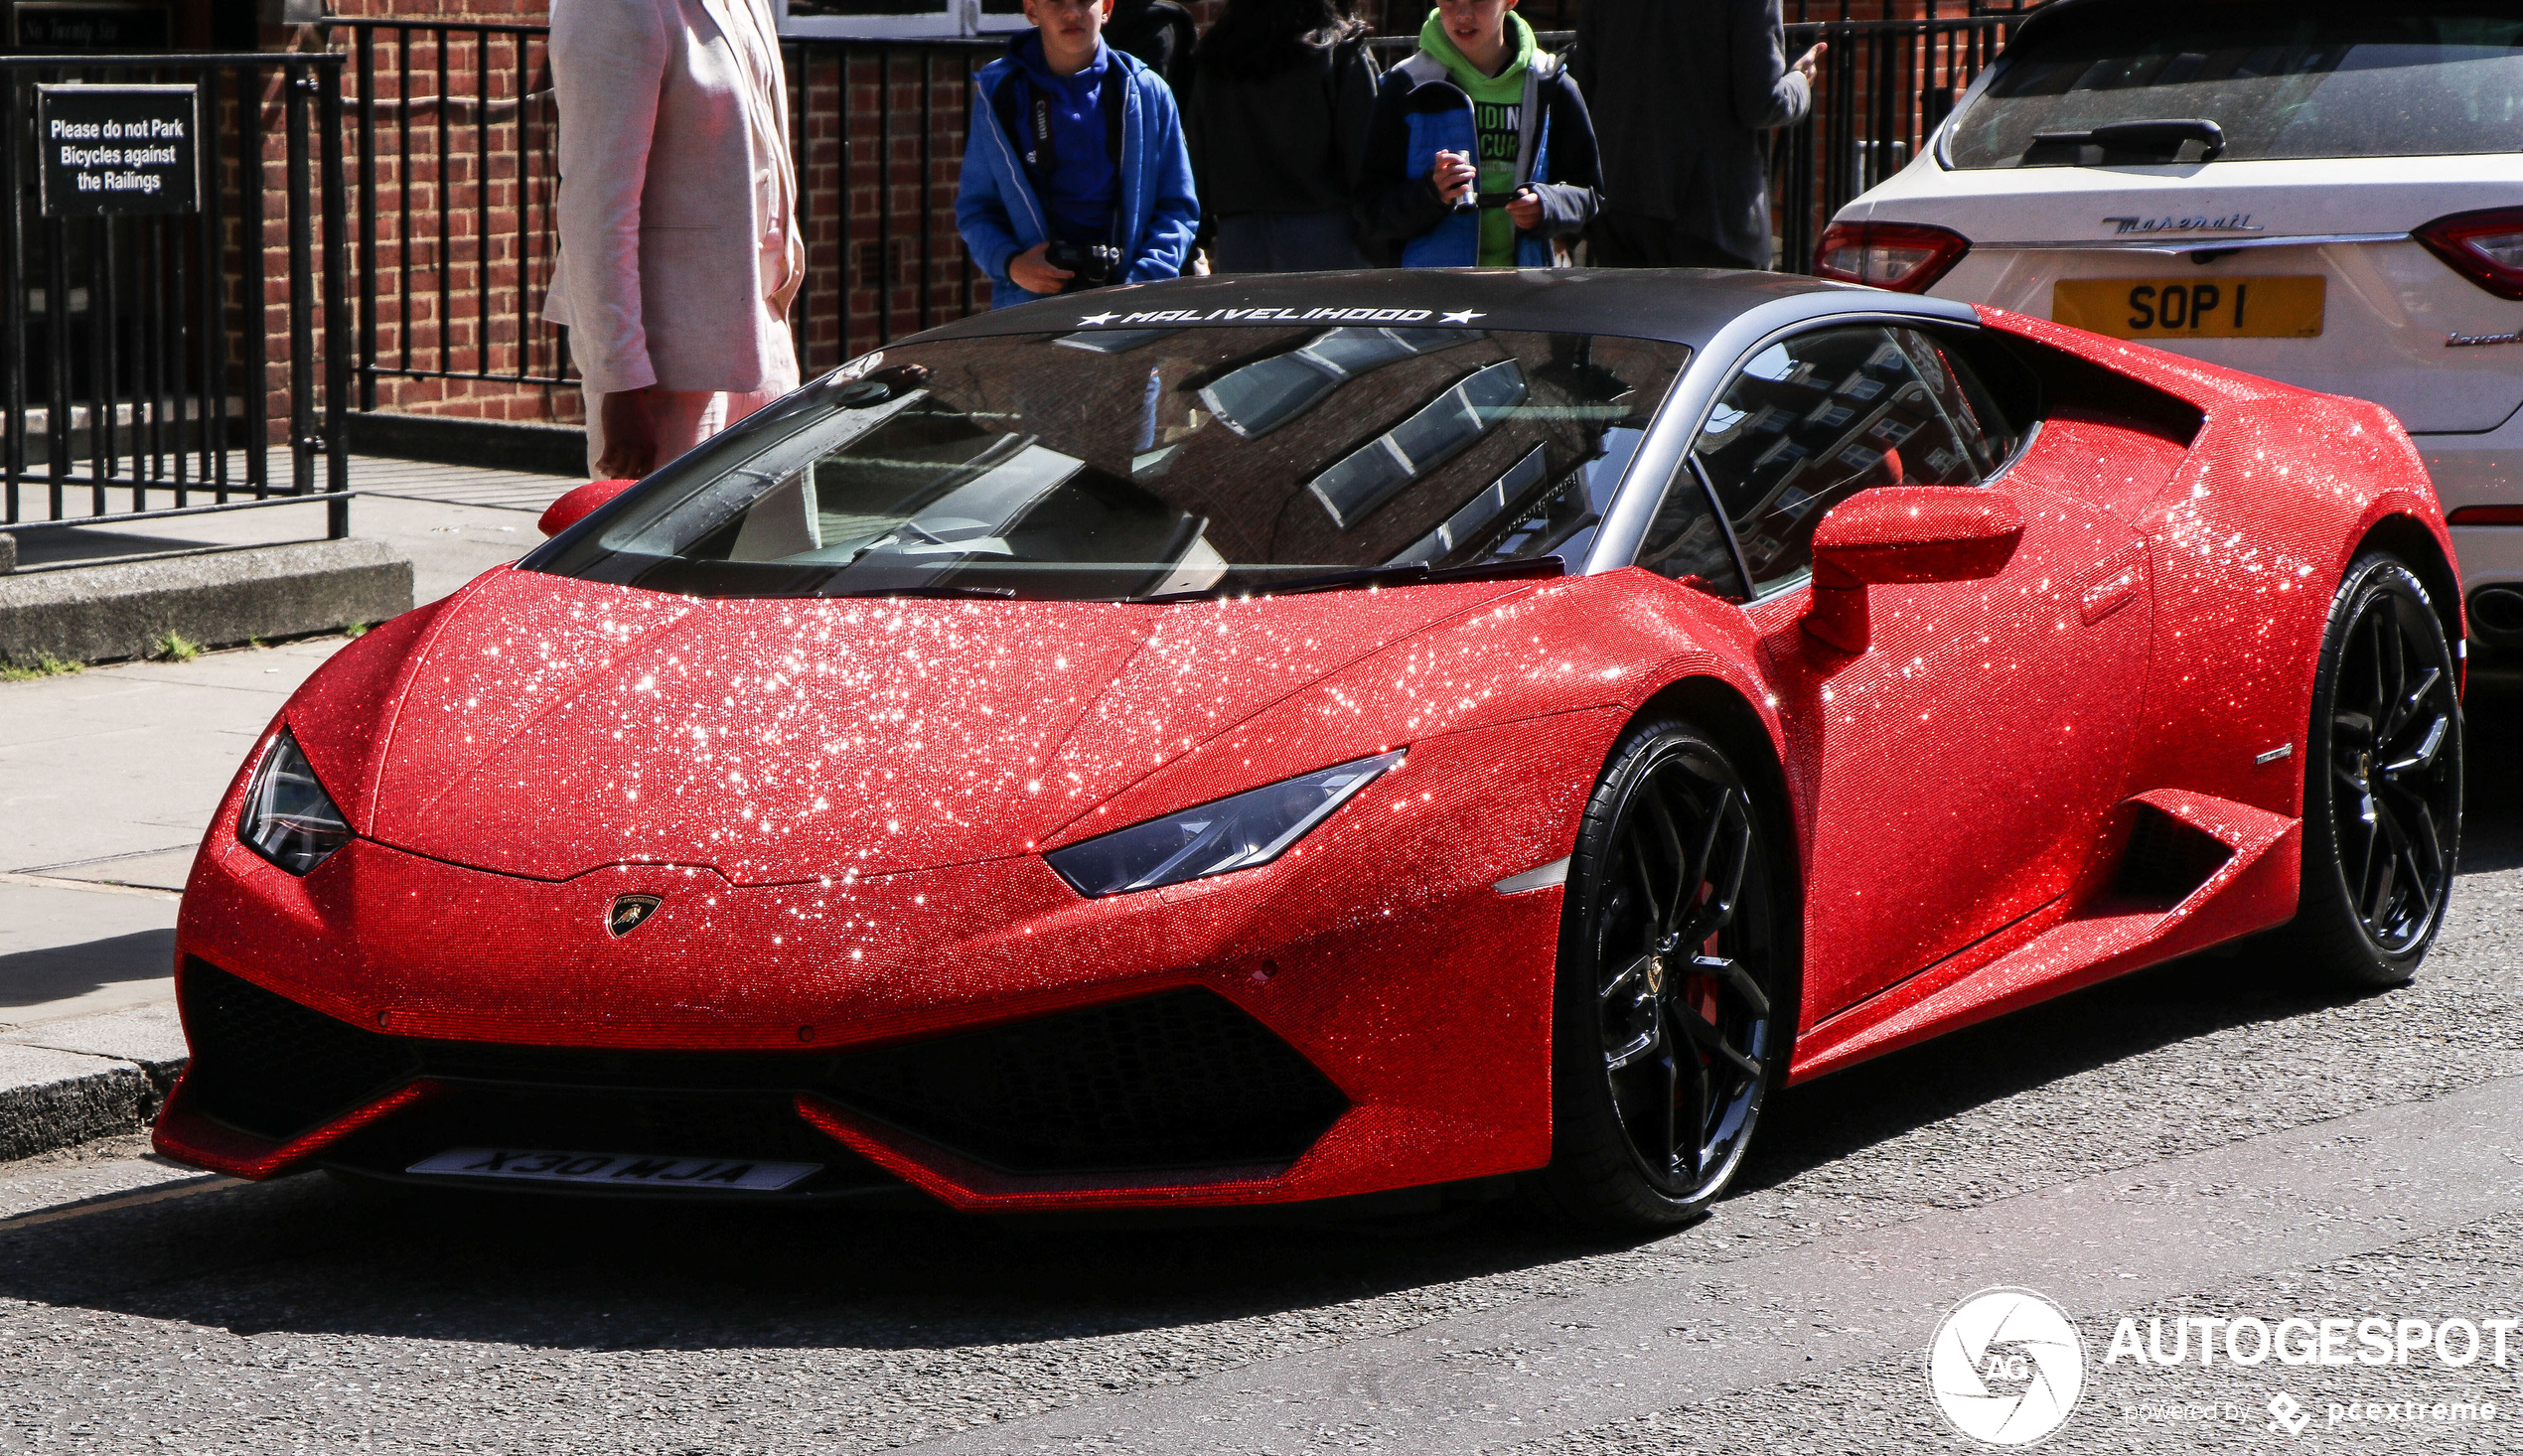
[1355,0,1601,268]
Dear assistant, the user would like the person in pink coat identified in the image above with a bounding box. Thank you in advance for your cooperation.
[542,0,804,479]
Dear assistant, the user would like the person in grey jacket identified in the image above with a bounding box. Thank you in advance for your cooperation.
[1185,0,1378,272]
[1571,0,1824,270]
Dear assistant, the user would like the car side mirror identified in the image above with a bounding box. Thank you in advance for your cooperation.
[1803,488,2024,654]
[538,479,638,539]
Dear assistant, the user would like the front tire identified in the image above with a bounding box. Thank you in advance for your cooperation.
[1532,718,1790,1231]
[2286,552,2462,987]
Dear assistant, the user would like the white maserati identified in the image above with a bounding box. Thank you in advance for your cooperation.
[1819,0,2523,656]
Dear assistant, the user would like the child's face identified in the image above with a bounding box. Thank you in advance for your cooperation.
[1434,0,1516,53]
[1023,0,1113,54]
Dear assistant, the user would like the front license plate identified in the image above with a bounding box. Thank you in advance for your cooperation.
[406,1147,819,1192]
[2052,274,2325,340]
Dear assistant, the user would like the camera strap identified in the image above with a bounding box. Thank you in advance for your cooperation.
[1014,66,1128,246]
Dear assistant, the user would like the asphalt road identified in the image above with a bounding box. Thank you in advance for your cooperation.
[3,683,2519,1455]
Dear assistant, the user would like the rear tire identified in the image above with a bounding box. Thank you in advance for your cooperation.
[1531,718,1792,1232]
[2284,552,2462,987]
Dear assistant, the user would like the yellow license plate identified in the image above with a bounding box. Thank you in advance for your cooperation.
[2052,275,2325,340]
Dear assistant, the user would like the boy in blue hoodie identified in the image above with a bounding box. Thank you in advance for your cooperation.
[957,0,1200,307]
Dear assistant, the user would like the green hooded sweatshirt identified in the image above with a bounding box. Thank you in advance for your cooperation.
[1417,9,1537,267]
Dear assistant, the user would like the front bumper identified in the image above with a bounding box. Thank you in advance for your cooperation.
[157,714,1608,1211]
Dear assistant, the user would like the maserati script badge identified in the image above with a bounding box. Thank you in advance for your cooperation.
[607,895,663,938]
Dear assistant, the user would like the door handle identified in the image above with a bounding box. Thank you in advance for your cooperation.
[2079,560,2144,626]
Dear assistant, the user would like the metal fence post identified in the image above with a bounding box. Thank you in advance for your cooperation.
[286,59,316,503]
[320,56,351,537]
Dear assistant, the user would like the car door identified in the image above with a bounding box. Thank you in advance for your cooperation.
[1640,323,2154,1020]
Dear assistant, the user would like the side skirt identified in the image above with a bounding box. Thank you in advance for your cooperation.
[1786,789,2300,1083]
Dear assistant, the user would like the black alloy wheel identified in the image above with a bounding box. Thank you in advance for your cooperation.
[2288,553,2463,986]
[1535,719,1789,1230]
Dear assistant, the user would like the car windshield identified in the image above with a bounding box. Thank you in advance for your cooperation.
[526,326,1688,602]
[1948,3,2523,169]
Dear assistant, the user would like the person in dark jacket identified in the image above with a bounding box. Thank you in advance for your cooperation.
[1572,0,1823,270]
[1355,0,1599,269]
[1185,0,1379,272]
[1108,0,1198,95]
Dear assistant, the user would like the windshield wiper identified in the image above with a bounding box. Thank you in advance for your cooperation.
[828,583,1018,600]
[2029,118,2224,161]
[1129,555,1563,605]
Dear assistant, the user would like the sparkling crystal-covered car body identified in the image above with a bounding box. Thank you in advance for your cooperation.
[156,269,2458,1212]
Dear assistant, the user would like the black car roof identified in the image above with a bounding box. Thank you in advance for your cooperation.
[908,267,1873,353]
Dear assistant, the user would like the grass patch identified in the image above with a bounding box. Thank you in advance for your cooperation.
[0,652,85,681]
[343,621,371,640]
[150,631,203,662]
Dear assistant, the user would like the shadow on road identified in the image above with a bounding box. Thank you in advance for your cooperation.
[0,928,175,1012]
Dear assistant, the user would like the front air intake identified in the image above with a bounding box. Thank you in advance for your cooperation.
[178,959,422,1141]
[178,964,1346,1182]
[820,988,1349,1175]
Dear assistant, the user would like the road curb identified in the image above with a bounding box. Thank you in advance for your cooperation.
[0,537,413,666]
[0,1010,188,1163]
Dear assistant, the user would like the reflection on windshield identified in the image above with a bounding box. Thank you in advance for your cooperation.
[526,330,1691,603]
[1310,360,1530,527]
[1199,327,1474,438]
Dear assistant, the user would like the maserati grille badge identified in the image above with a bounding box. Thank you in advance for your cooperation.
[607,894,663,938]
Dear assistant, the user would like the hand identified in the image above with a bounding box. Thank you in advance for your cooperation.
[1505,186,1544,230]
[1792,42,1827,83]
[1008,243,1075,296]
[1429,149,1478,207]
[595,386,660,479]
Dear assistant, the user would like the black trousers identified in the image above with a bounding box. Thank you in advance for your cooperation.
[1586,210,1763,271]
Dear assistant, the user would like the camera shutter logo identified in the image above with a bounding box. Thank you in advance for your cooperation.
[1929,1287,2087,1445]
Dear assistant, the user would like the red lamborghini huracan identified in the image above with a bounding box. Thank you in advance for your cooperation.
[157,270,2463,1228]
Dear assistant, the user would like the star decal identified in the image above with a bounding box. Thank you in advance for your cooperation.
[1077,311,1120,326]
[1440,310,1486,325]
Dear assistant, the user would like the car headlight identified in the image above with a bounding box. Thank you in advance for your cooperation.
[239,729,352,875]
[1047,751,1404,897]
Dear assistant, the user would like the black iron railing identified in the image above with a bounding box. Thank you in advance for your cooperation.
[1774,12,2025,270]
[1,52,350,543]
[781,37,999,378]
[330,19,565,403]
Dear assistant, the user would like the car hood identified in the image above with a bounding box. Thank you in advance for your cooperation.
[354,568,1533,883]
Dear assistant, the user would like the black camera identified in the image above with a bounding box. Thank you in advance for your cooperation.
[1044,240,1122,290]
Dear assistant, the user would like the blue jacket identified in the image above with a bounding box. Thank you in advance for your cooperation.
[1355,50,1601,269]
[957,39,1200,309]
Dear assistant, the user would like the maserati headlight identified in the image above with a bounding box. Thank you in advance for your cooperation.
[1048,751,1404,897]
[239,729,352,875]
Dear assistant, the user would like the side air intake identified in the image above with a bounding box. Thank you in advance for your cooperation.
[2115,802,2234,909]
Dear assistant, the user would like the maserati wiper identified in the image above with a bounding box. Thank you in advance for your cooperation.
[2029,118,2224,161]
[1130,555,1563,605]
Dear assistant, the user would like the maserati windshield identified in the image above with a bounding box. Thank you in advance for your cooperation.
[525,326,1689,602]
